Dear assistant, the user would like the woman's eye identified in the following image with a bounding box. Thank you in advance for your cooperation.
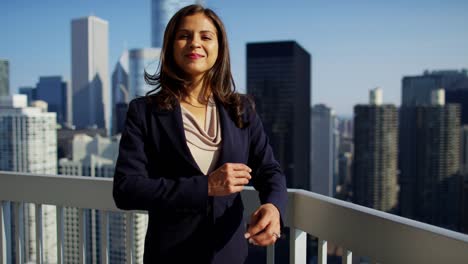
[202,36,212,40]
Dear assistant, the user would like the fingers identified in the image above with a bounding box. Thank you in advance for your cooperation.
[246,210,268,237]
[231,170,252,180]
[245,205,281,246]
[249,223,280,246]
[207,163,252,196]
[226,163,252,172]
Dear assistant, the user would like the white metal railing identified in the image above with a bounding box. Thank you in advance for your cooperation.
[1,171,468,264]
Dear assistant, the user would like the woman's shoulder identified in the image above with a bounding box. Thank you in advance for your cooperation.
[128,93,169,112]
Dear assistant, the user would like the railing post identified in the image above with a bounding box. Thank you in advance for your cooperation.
[342,249,352,264]
[79,209,86,264]
[318,239,327,264]
[35,204,43,264]
[56,206,63,264]
[100,211,109,264]
[290,227,306,264]
[14,202,23,264]
[0,201,6,264]
[267,244,275,264]
[126,212,134,264]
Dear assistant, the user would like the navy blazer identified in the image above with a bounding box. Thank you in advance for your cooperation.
[113,94,287,264]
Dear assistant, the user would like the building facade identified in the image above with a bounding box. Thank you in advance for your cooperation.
[247,41,311,190]
[0,59,9,96]
[412,102,461,229]
[311,104,338,196]
[59,134,147,264]
[399,70,468,225]
[36,76,71,126]
[71,16,110,133]
[151,0,204,47]
[353,88,398,212]
[112,50,129,135]
[0,95,57,264]
[128,48,161,99]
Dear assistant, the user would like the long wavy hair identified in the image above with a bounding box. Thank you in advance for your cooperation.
[145,4,252,128]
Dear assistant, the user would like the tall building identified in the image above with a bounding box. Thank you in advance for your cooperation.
[311,104,339,196]
[18,86,36,105]
[0,59,9,96]
[71,16,110,133]
[353,88,398,212]
[0,95,57,263]
[112,50,129,135]
[59,134,147,264]
[413,91,461,229]
[399,71,466,230]
[247,41,311,190]
[129,48,161,99]
[462,177,468,234]
[151,0,204,47]
[36,76,71,126]
[401,69,468,123]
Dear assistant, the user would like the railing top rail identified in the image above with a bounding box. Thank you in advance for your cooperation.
[1,171,468,264]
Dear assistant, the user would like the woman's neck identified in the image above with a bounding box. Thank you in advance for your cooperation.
[184,78,211,104]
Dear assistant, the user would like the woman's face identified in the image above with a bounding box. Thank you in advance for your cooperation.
[173,13,219,81]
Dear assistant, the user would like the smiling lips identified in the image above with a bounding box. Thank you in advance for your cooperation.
[186,53,204,59]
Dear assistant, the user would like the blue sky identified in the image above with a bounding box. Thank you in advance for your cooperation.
[2,0,468,115]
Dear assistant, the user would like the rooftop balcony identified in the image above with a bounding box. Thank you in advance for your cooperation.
[1,171,468,264]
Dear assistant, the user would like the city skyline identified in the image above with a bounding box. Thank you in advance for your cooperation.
[2,0,468,115]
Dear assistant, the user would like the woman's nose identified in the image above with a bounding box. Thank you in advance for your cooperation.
[189,38,201,49]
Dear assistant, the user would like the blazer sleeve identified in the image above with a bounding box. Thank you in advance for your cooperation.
[246,106,288,225]
[113,100,208,212]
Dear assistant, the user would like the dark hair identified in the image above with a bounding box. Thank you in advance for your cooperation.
[145,4,252,128]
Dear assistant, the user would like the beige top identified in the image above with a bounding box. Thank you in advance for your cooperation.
[180,97,222,175]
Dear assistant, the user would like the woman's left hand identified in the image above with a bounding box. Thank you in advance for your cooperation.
[244,203,281,246]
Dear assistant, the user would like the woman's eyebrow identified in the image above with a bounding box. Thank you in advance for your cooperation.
[177,29,216,35]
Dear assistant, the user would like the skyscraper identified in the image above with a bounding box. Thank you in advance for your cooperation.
[413,90,461,229]
[59,134,147,264]
[18,86,36,105]
[112,50,129,135]
[129,48,161,99]
[0,59,9,96]
[353,88,398,212]
[247,41,311,190]
[399,71,466,228]
[311,104,338,196]
[71,16,110,133]
[151,0,204,48]
[0,95,57,263]
[36,76,71,126]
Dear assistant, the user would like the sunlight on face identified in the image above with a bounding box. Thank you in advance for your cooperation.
[173,13,219,81]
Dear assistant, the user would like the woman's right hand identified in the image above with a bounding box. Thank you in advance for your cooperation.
[208,163,252,196]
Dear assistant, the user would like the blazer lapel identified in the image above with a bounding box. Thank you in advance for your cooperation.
[215,100,235,168]
[153,103,203,174]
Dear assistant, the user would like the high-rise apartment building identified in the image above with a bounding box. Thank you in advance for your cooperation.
[36,76,71,126]
[59,134,147,263]
[311,104,339,196]
[0,95,57,263]
[412,91,461,229]
[353,88,398,212]
[247,41,311,190]
[0,59,9,96]
[151,0,204,47]
[71,16,110,133]
[400,71,465,231]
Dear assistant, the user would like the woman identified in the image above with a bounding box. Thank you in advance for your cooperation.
[113,4,287,263]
